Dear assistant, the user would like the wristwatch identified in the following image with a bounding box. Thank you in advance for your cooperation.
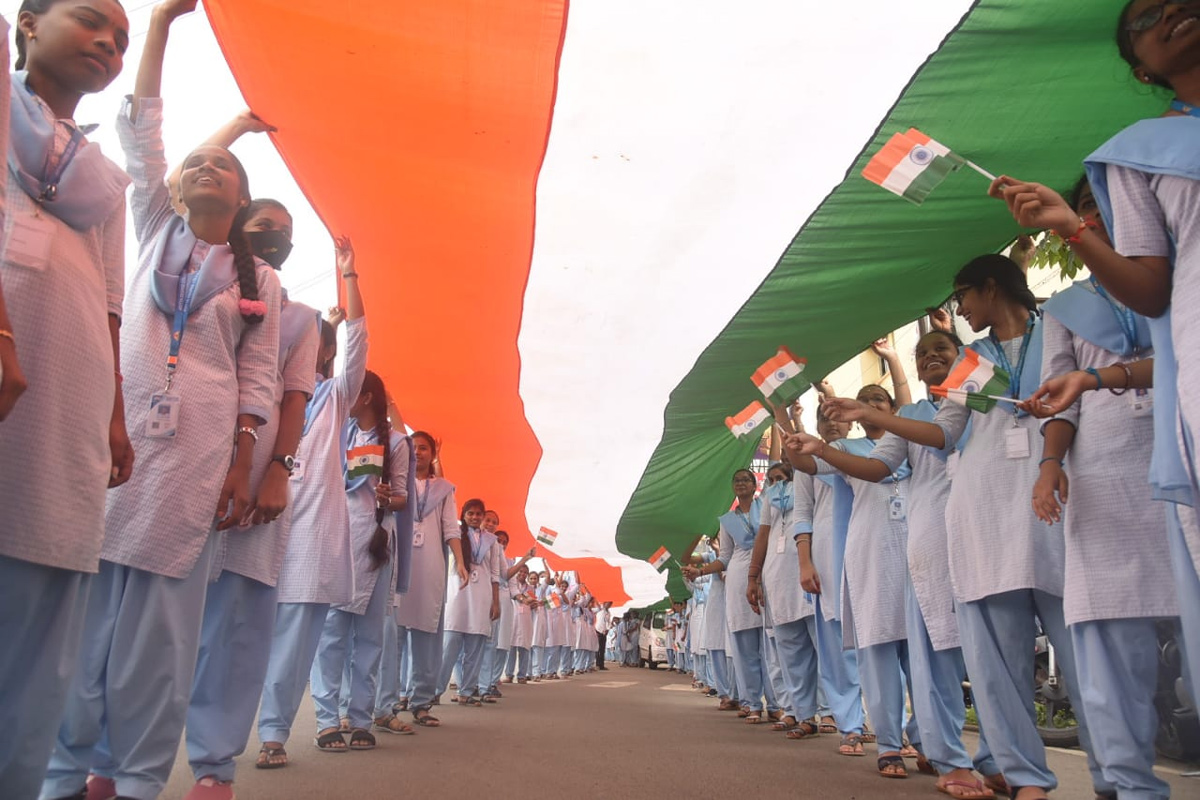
[271,454,296,475]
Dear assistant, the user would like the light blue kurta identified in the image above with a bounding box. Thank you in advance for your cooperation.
[871,401,960,651]
[275,318,367,604]
[105,97,281,579]
[816,439,909,649]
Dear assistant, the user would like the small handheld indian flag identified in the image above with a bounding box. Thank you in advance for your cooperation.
[725,401,770,439]
[649,545,671,572]
[547,593,564,609]
[929,349,1011,413]
[536,526,559,547]
[862,128,981,205]
[751,346,808,407]
[346,444,385,479]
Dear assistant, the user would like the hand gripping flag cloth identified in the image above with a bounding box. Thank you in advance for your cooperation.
[725,401,770,439]
[862,128,965,204]
[751,346,808,407]
[536,526,559,547]
[929,348,1010,413]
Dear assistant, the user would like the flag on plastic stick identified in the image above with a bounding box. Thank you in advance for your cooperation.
[536,526,558,547]
[649,545,671,572]
[930,385,1020,412]
[930,349,1011,413]
[346,444,385,479]
[546,593,564,609]
[725,401,770,439]
[751,346,808,407]
[862,128,971,204]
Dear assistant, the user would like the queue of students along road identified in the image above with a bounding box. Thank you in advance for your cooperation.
[2,2,1200,800]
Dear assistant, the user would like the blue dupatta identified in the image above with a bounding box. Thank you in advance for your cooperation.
[1084,117,1197,505]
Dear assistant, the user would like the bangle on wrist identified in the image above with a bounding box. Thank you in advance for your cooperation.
[1084,367,1103,390]
[341,272,359,279]
[0,329,14,344]
[236,426,259,443]
[1108,362,1132,396]
[1039,456,1063,468]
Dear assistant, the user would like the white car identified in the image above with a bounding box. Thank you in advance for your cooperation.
[638,611,668,668]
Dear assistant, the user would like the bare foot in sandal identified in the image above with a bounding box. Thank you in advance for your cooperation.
[937,769,995,799]
[878,753,908,779]
[743,710,763,724]
[255,742,288,769]
[838,733,865,756]
[314,727,347,752]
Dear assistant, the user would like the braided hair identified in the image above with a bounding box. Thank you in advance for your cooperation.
[458,498,486,572]
[359,370,393,571]
[221,151,264,325]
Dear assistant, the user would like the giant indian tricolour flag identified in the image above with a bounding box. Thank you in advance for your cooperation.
[193,0,1138,609]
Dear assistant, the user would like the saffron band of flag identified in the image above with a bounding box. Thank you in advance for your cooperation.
[346,445,386,478]
[725,401,770,439]
[649,545,670,572]
[861,128,964,204]
[536,526,559,546]
[751,345,808,407]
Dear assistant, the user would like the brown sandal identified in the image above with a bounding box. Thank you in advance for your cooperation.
[743,711,763,724]
[838,733,866,756]
[785,720,819,740]
[373,713,415,735]
[771,715,799,732]
[878,754,908,779]
[255,743,288,769]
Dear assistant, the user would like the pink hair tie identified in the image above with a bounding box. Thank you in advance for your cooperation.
[239,298,268,317]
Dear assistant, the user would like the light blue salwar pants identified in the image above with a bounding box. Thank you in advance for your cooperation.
[438,631,486,698]
[376,612,415,712]
[530,645,545,678]
[957,589,1109,795]
[729,627,777,713]
[771,617,821,721]
[707,649,732,698]
[186,571,277,783]
[1073,618,1170,800]
[257,601,329,744]
[905,585,997,777]
[1168,504,1200,702]
[405,626,443,712]
[480,644,507,693]
[811,597,864,735]
[506,646,531,680]
[856,639,911,754]
[42,534,219,800]
[310,569,389,732]
[0,557,90,800]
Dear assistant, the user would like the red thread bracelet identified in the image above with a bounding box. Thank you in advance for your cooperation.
[1064,218,1098,244]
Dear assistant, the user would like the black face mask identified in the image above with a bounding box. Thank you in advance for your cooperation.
[247,229,294,269]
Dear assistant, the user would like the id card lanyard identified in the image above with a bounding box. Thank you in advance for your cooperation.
[1089,277,1143,355]
[39,126,84,205]
[989,319,1033,424]
[165,270,200,391]
[415,478,429,522]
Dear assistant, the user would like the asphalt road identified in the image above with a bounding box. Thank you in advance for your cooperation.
[161,665,1198,799]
